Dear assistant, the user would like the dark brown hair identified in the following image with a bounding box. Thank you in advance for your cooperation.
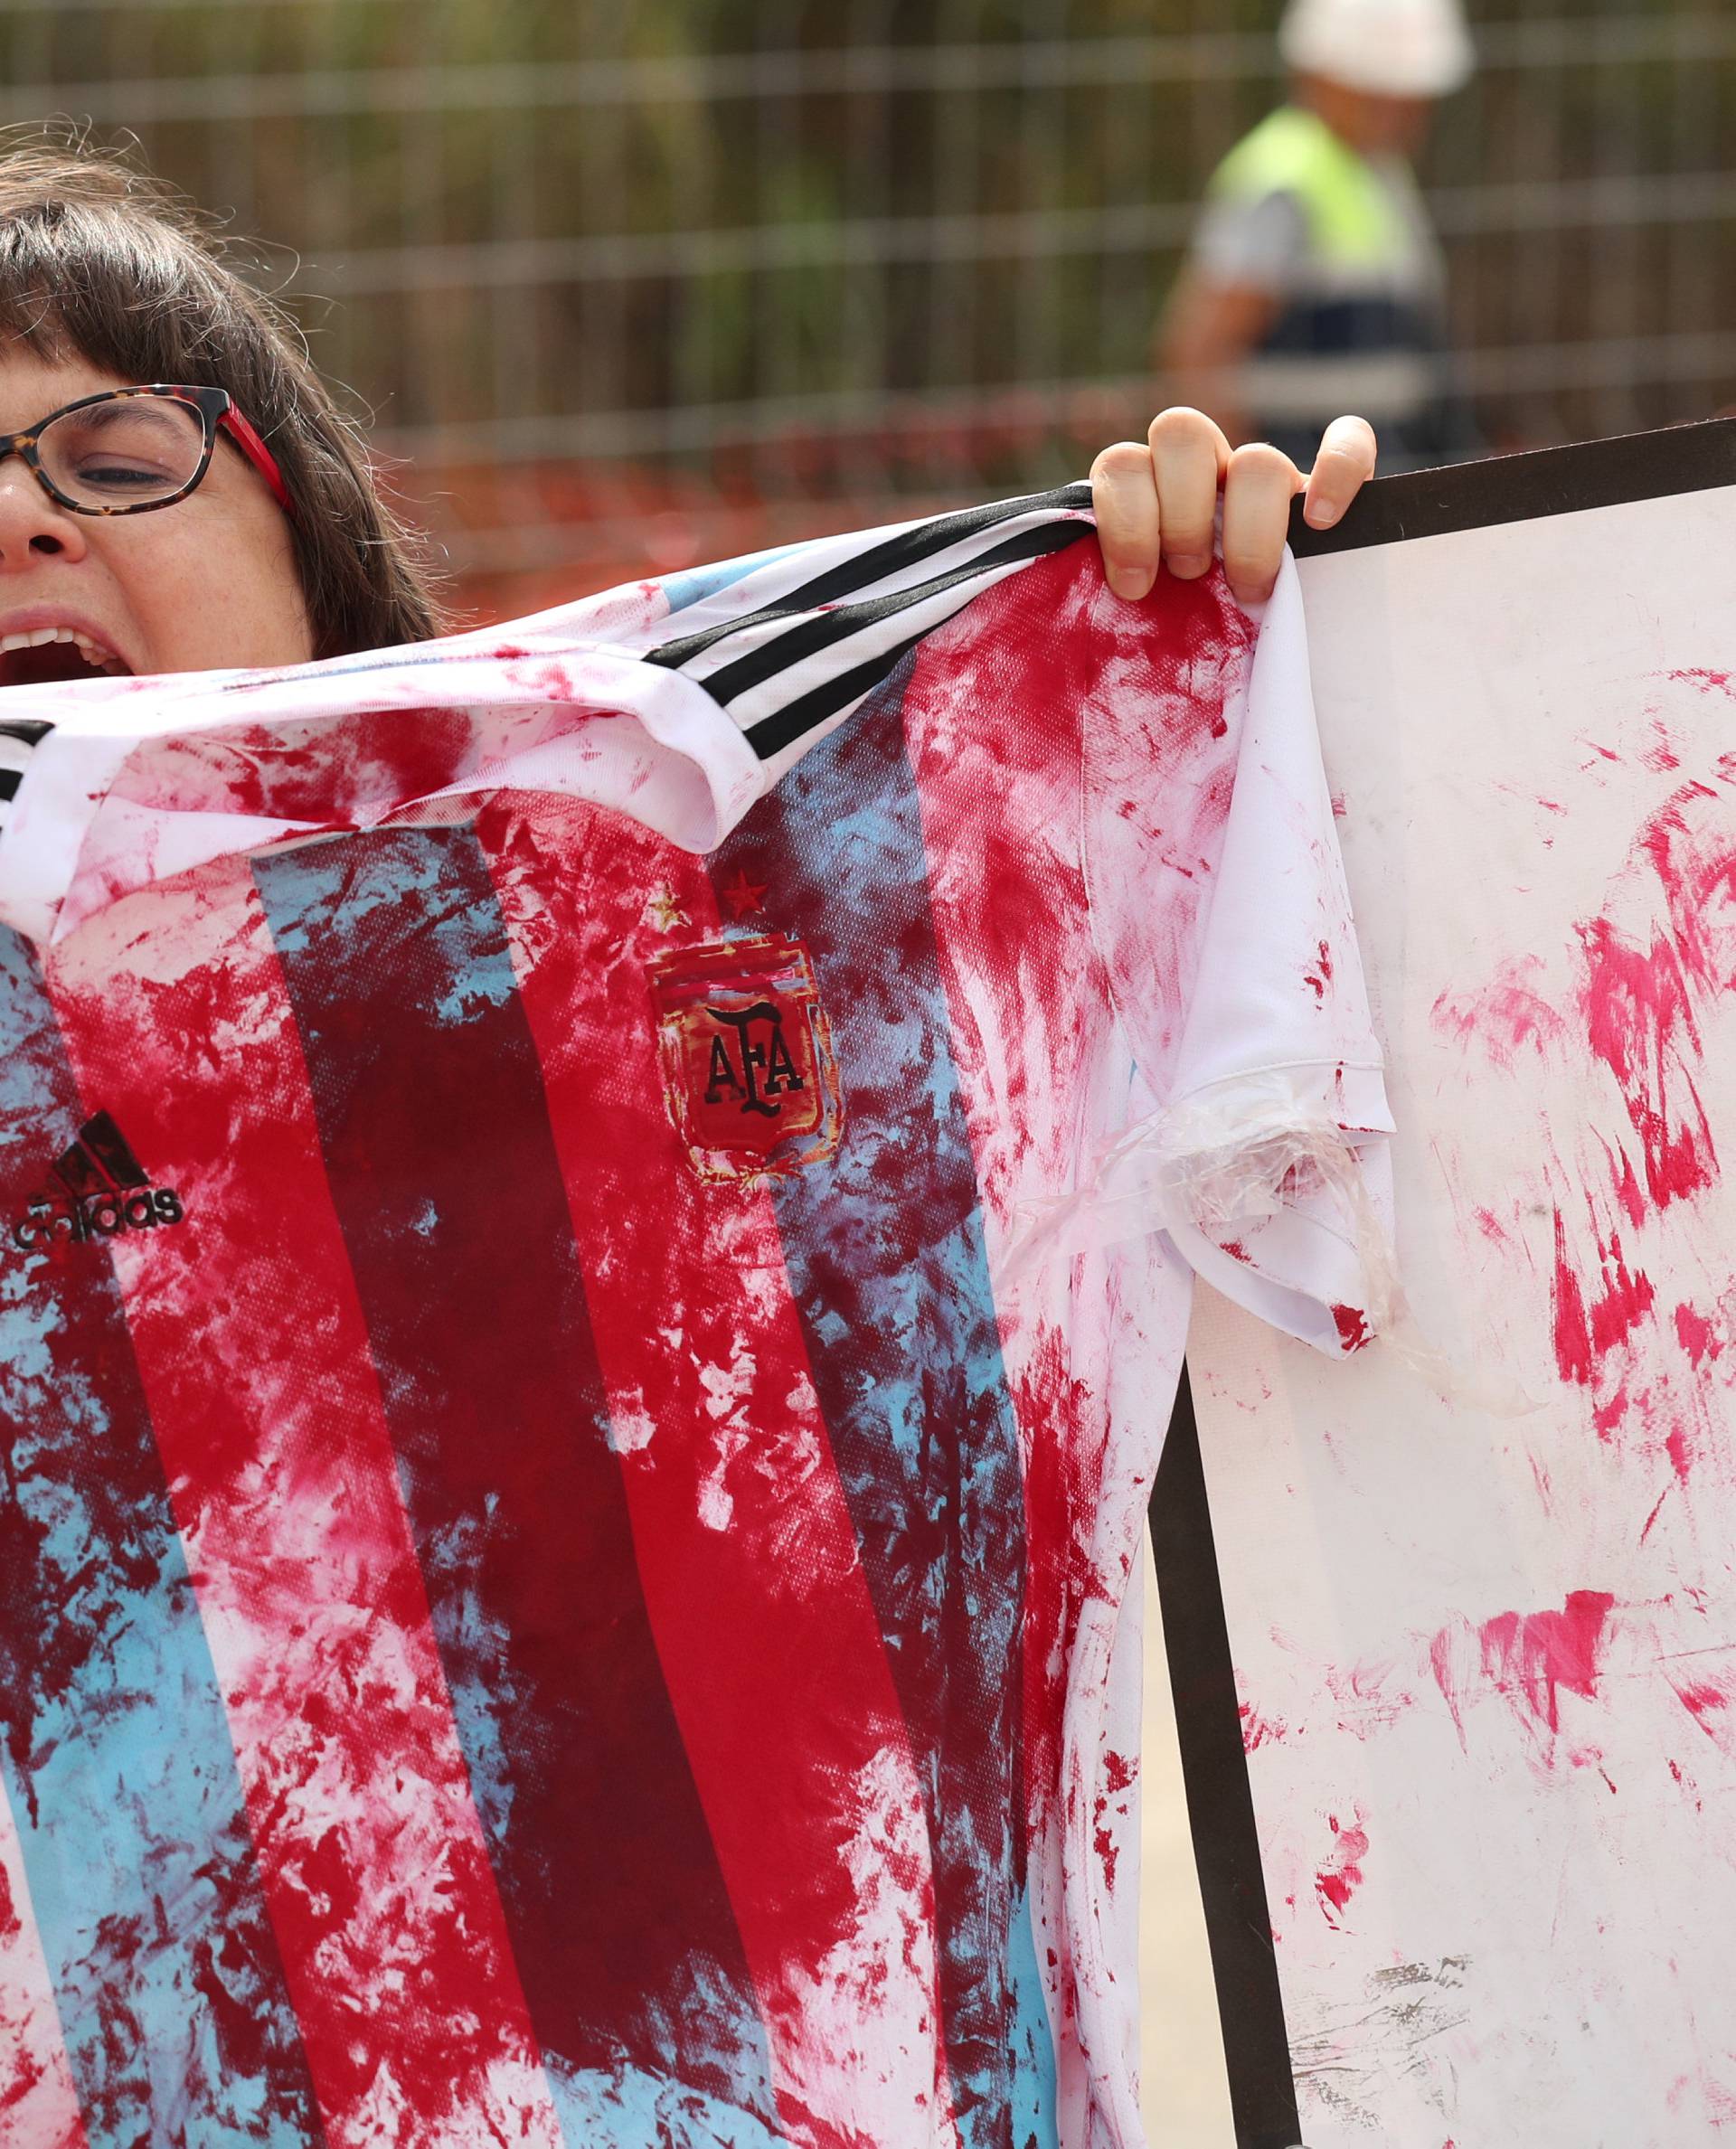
[0,134,450,657]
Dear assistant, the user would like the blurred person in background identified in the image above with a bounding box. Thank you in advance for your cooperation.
[1157,0,1477,471]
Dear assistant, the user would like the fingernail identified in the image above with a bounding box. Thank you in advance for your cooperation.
[1305,501,1341,529]
[1168,552,1208,580]
[1108,568,1153,601]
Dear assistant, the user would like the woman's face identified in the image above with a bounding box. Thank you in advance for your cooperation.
[0,344,313,686]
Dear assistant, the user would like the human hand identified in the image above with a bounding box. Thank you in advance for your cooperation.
[1090,410,1378,609]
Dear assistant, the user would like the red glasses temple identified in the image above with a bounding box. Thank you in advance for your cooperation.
[219,403,295,518]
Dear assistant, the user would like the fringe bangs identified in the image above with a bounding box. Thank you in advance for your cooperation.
[0,134,450,657]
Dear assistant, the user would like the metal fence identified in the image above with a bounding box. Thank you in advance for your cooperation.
[2,0,1733,613]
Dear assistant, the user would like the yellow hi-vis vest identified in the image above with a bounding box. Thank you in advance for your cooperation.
[1202,104,1456,450]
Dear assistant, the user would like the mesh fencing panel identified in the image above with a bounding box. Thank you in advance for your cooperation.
[3,0,1732,607]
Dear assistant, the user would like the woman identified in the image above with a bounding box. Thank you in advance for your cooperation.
[0,142,1377,693]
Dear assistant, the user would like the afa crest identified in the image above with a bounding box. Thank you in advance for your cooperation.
[649,934,845,1182]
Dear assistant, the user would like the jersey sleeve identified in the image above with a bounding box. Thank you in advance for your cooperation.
[0,640,763,948]
[1079,551,1399,1358]
[0,488,1095,949]
[1160,554,1396,1353]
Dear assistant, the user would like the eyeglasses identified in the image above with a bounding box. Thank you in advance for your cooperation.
[0,384,293,519]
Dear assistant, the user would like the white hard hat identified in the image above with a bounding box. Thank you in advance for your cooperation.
[1278,0,1476,98]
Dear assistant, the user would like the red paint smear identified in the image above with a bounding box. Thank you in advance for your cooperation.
[1471,1206,1507,1244]
[1578,919,1717,1211]
[134,702,480,833]
[1431,957,1566,1065]
[1675,1682,1726,1736]
[1585,1229,1655,1356]
[1642,719,1684,774]
[927,542,1244,1212]
[1429,1628,1467,1748]
[1591,1386,1630,1438]
[1331,1304,1372,1353]
[1552,1209,1655,1383]
[0,2058,46,2124]
[1552,1211,1594,1384]
[1314,1812,1369,1926]
[1637,785,1736,986]
[1610,1145,1646,1230]
[1674,1302,1723,1368]
[1091,1758,1140,1896]
[1012,1324,1099,1843]
[1477,1589,1616,1736]
[1239,1701,1289,1753]
[1568,777,1736,1238]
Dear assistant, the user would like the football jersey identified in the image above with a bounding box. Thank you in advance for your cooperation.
[0,487,1392,2149]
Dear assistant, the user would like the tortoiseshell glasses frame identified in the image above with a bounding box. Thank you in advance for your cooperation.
[0,383,294,518]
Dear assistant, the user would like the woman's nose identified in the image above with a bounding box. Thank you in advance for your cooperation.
[0,459,90,569]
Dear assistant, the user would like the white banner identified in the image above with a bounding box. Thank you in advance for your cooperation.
[1186,433,1736,2147]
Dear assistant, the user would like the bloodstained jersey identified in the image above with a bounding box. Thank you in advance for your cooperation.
[0,488,1392,2149]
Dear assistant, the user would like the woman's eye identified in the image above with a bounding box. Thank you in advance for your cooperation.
[46,408,203,494]
[72,459,175,490]
[79,460,164,478]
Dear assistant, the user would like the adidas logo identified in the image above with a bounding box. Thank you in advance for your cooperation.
[6,1110,185,1257]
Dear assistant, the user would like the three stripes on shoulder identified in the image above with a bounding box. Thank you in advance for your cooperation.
[645,482,1095,761]
[0,719,51,829]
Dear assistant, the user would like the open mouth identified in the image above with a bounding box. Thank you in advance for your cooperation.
[0,627,133,689]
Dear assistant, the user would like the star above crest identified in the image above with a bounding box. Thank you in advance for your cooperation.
[722,866,769,919]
